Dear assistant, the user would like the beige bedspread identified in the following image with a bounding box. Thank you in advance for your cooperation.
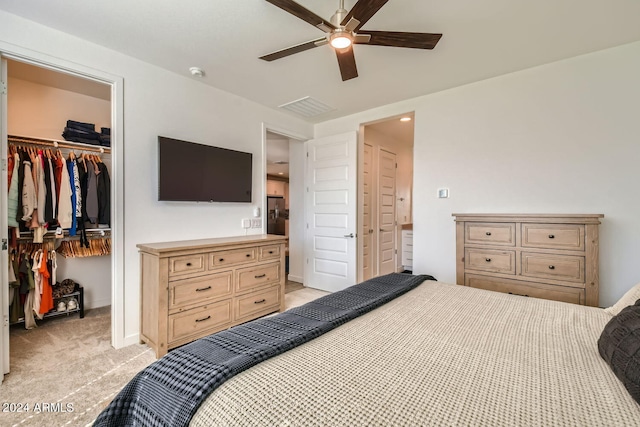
[191,281,640,426]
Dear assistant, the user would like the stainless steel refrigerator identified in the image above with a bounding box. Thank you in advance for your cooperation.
[267,196,286,235]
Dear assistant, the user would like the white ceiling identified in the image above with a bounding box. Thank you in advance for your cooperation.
[2,0,640,123]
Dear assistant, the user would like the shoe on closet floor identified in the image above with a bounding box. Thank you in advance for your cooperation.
[67,298,78,311]
[57,301,67,312]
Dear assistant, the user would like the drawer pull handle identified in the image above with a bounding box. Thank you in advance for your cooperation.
[485,258,492,262]
[186,262,192,266]
[548,265,555,270]
[255,274,267,279]
[548,234,555,239]
[246,254,251,257]
[268,251,274,254]
[195,315,211,323]
[219,258,224,262]
[254,299,266,304]
[485,232,492,236]
[196,286,212,292]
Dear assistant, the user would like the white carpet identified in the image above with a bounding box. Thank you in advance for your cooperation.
[0,286,328,427]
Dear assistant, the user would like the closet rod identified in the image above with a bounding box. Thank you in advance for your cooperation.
[8,134,111,154]
[17,229,111,240]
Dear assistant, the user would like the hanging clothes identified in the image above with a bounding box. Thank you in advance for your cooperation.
[97,161,111,226]
[9,254,23,324]
[31,250,43,317]
[44,155,55,224]
[19,256,37,329]
[66,157,78,236]
[21,156,37,222]
[36,151,46,225]
[8,152,20,228]
[38,250,54,316]
[58,156,73,229]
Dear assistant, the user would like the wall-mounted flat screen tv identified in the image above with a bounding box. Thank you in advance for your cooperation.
[158,136,252,202]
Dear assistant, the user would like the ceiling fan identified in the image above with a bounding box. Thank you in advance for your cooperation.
[260,0,442,81]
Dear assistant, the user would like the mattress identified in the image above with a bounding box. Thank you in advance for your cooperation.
[191,281,640,426]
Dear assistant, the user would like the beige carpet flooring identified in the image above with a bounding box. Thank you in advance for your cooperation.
[0,285,328,427]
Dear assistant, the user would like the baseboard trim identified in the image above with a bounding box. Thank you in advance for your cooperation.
[287,274,303,283]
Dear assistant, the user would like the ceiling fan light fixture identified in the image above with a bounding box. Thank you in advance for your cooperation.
[330,32,353,49]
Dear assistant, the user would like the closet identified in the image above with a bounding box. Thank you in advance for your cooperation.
[4,59,112,332]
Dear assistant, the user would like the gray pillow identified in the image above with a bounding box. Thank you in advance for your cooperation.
[598,298,640,404]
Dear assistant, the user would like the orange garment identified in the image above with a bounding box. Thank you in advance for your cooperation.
[38,250,54,314]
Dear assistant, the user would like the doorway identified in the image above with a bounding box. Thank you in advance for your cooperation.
[1,52,121,384]
[265,129,305,290]
[359,113,415,281]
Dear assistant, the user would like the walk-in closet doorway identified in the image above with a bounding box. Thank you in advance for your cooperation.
[0,47,124,384]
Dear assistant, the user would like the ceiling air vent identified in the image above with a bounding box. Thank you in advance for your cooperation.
[278,96,334,118]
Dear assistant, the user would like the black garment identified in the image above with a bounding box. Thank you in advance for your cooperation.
[43,157,55,223]
[62,127,102,146]
[67,120,95,131]
[77,159,90,225]
[97,162,111,226]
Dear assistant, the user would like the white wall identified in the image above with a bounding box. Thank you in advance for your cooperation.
[7,77,110,140]
[0,10,313,345]
[316,41,640,307]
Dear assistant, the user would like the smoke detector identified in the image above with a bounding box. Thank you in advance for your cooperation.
[189,67,205,77]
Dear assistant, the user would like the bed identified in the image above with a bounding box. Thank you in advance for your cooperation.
[95,273,640,426]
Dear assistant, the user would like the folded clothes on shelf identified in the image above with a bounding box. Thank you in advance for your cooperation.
[63,120,110,145]
[67,120,95,132]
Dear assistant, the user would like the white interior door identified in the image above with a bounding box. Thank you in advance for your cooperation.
[304,131,357,292]
[377,148,396,275]
[1,56,9,382]
[362,142,373,281]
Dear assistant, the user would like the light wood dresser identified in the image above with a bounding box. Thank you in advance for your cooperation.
[453,214,603,307]
[138,234,287,358]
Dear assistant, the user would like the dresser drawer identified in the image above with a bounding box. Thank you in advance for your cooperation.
[234,285,280,322]
[465,248,516,274]
[169,254,206,278]
[236,262,280,293]
[521,224,585,250]
[168,300,232,344]
[169,271,233,313]
[521,252,585,283]
[402,231,413,245]
[258,244,281,261]
[466,274,585,305]
[210,248,257,268]
[465,223,515,246]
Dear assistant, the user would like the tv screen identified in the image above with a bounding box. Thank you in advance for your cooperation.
[158,136,252,202]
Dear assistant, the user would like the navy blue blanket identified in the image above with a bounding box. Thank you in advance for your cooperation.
[94,273,432,427]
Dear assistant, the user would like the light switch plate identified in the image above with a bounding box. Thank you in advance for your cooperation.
[241,218,251,228]
[251,218,262,228]
[437,188,449,198]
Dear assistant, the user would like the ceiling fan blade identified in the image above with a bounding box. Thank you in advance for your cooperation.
[343,17,360,33]
[266,0,336,32]
[335,47,358,81]
[341,0,389,31]
[260,38,327,61]
[356,30,442,49]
